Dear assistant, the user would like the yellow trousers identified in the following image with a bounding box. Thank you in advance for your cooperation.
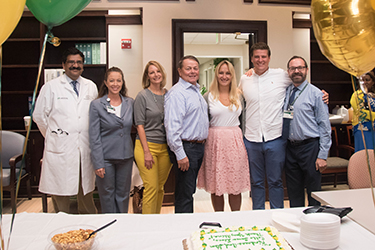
[134,140,172,214]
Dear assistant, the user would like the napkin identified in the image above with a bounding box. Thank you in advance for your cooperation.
[272,212,301,233]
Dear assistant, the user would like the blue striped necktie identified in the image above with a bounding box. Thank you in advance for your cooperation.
[71,80,79,96]
[289,87,298,105]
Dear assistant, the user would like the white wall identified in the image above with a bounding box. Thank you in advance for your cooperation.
[88,0,311,89]
[185,44,247,73]
[293,28,311,82]
[108,25,143,98]
[185,44,245,60]
[232,58,242,82]
[199,59,214,89]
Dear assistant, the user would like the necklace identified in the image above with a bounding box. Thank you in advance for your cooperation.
[219,94,230,106]
[149,88,165,125]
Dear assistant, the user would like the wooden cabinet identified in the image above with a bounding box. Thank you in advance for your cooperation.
[310,28,353,112]
[2,12,40,130]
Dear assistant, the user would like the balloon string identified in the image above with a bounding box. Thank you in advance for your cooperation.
[6,32,48,250]
[362,78,375,207]
[351,75,375,208]
[363,146,375,208]
[0,44,5,250]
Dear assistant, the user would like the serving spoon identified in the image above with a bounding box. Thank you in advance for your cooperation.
[86,219,117,240]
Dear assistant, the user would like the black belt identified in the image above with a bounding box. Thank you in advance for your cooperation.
[288,137,319,146]
[182,139,206,144]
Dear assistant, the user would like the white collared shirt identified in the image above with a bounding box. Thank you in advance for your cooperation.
[239,68,290,142]
[66,75,80,94]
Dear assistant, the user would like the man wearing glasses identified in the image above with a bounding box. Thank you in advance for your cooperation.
[240,43,328,210]
[283,56,331,207]
[34,47,98,214]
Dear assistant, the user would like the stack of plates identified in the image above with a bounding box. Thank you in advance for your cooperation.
[329,114,344,124]
[300,213,341,250]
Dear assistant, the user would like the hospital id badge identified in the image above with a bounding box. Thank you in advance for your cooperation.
[283,110,294,119]
[107,106,116,114]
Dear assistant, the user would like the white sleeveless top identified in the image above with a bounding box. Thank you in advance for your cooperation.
[208,93,241,127]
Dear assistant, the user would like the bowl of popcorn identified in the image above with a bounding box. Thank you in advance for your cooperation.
[48,225,99,250]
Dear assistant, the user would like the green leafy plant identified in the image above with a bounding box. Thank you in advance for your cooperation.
[200,86,207,95]
[213,58,231,69]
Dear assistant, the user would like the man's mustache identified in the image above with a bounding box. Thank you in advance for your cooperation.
[69,66,82,71]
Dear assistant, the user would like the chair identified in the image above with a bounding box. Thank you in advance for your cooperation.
[1,131,32,212]
[346,125,354,147]
[348,149,375,189]
[323,127,354,187]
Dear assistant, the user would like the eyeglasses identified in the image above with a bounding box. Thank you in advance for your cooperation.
[66,60,83,65]
[288,66,306,72]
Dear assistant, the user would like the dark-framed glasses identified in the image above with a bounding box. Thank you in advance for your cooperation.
[288,66,306,72]
[67,60,83,65]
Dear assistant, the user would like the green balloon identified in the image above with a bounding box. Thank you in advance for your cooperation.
[26,0,92,29]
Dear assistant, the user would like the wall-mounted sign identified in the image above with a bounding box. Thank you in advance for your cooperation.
[121,39,132,49]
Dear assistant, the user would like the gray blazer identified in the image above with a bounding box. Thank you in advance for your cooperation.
[203,92,246,135]
[89,95,134,170]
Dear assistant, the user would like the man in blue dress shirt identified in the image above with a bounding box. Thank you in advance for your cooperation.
[283,56,332,207]
[164,55,209,213]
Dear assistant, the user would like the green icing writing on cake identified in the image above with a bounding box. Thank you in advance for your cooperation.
[200,227,283,250]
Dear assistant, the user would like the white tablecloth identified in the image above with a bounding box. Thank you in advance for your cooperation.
[2,207,375,249]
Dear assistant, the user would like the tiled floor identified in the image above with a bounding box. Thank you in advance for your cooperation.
[3,184,349,214]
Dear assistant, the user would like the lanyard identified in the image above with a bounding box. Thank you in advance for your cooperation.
[288,83,308,109]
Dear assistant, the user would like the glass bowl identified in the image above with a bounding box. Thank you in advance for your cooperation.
[48,224,99,250]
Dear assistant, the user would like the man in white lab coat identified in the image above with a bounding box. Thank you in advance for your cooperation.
[33,47,98,214]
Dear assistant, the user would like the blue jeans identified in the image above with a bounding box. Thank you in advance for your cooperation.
[169,142,205,213]
[243,136,286,210]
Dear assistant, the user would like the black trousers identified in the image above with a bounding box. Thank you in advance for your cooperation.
[285,139,321,207]
[168,141,205,213]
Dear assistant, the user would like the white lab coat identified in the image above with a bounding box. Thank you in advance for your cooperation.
[33,74,98,196]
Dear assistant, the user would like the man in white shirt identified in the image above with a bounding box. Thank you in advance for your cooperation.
[239,42,291,210]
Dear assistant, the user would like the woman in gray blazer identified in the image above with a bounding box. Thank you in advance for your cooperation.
[89,67,134,213]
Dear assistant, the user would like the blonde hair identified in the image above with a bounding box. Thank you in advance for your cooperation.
[209,60,240,111]
[142,61,167,89]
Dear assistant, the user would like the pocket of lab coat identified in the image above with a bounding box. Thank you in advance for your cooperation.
[45,132,70,154]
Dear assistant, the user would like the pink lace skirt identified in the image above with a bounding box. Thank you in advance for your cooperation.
[197,126,250,196]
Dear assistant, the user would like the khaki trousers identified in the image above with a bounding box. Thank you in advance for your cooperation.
[51,167,97,214]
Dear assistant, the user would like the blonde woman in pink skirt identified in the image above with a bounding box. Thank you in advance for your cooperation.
[197,60,250,211]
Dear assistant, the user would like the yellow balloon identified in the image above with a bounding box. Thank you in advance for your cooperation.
[311,0,375,77]
[0,0,26,46]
